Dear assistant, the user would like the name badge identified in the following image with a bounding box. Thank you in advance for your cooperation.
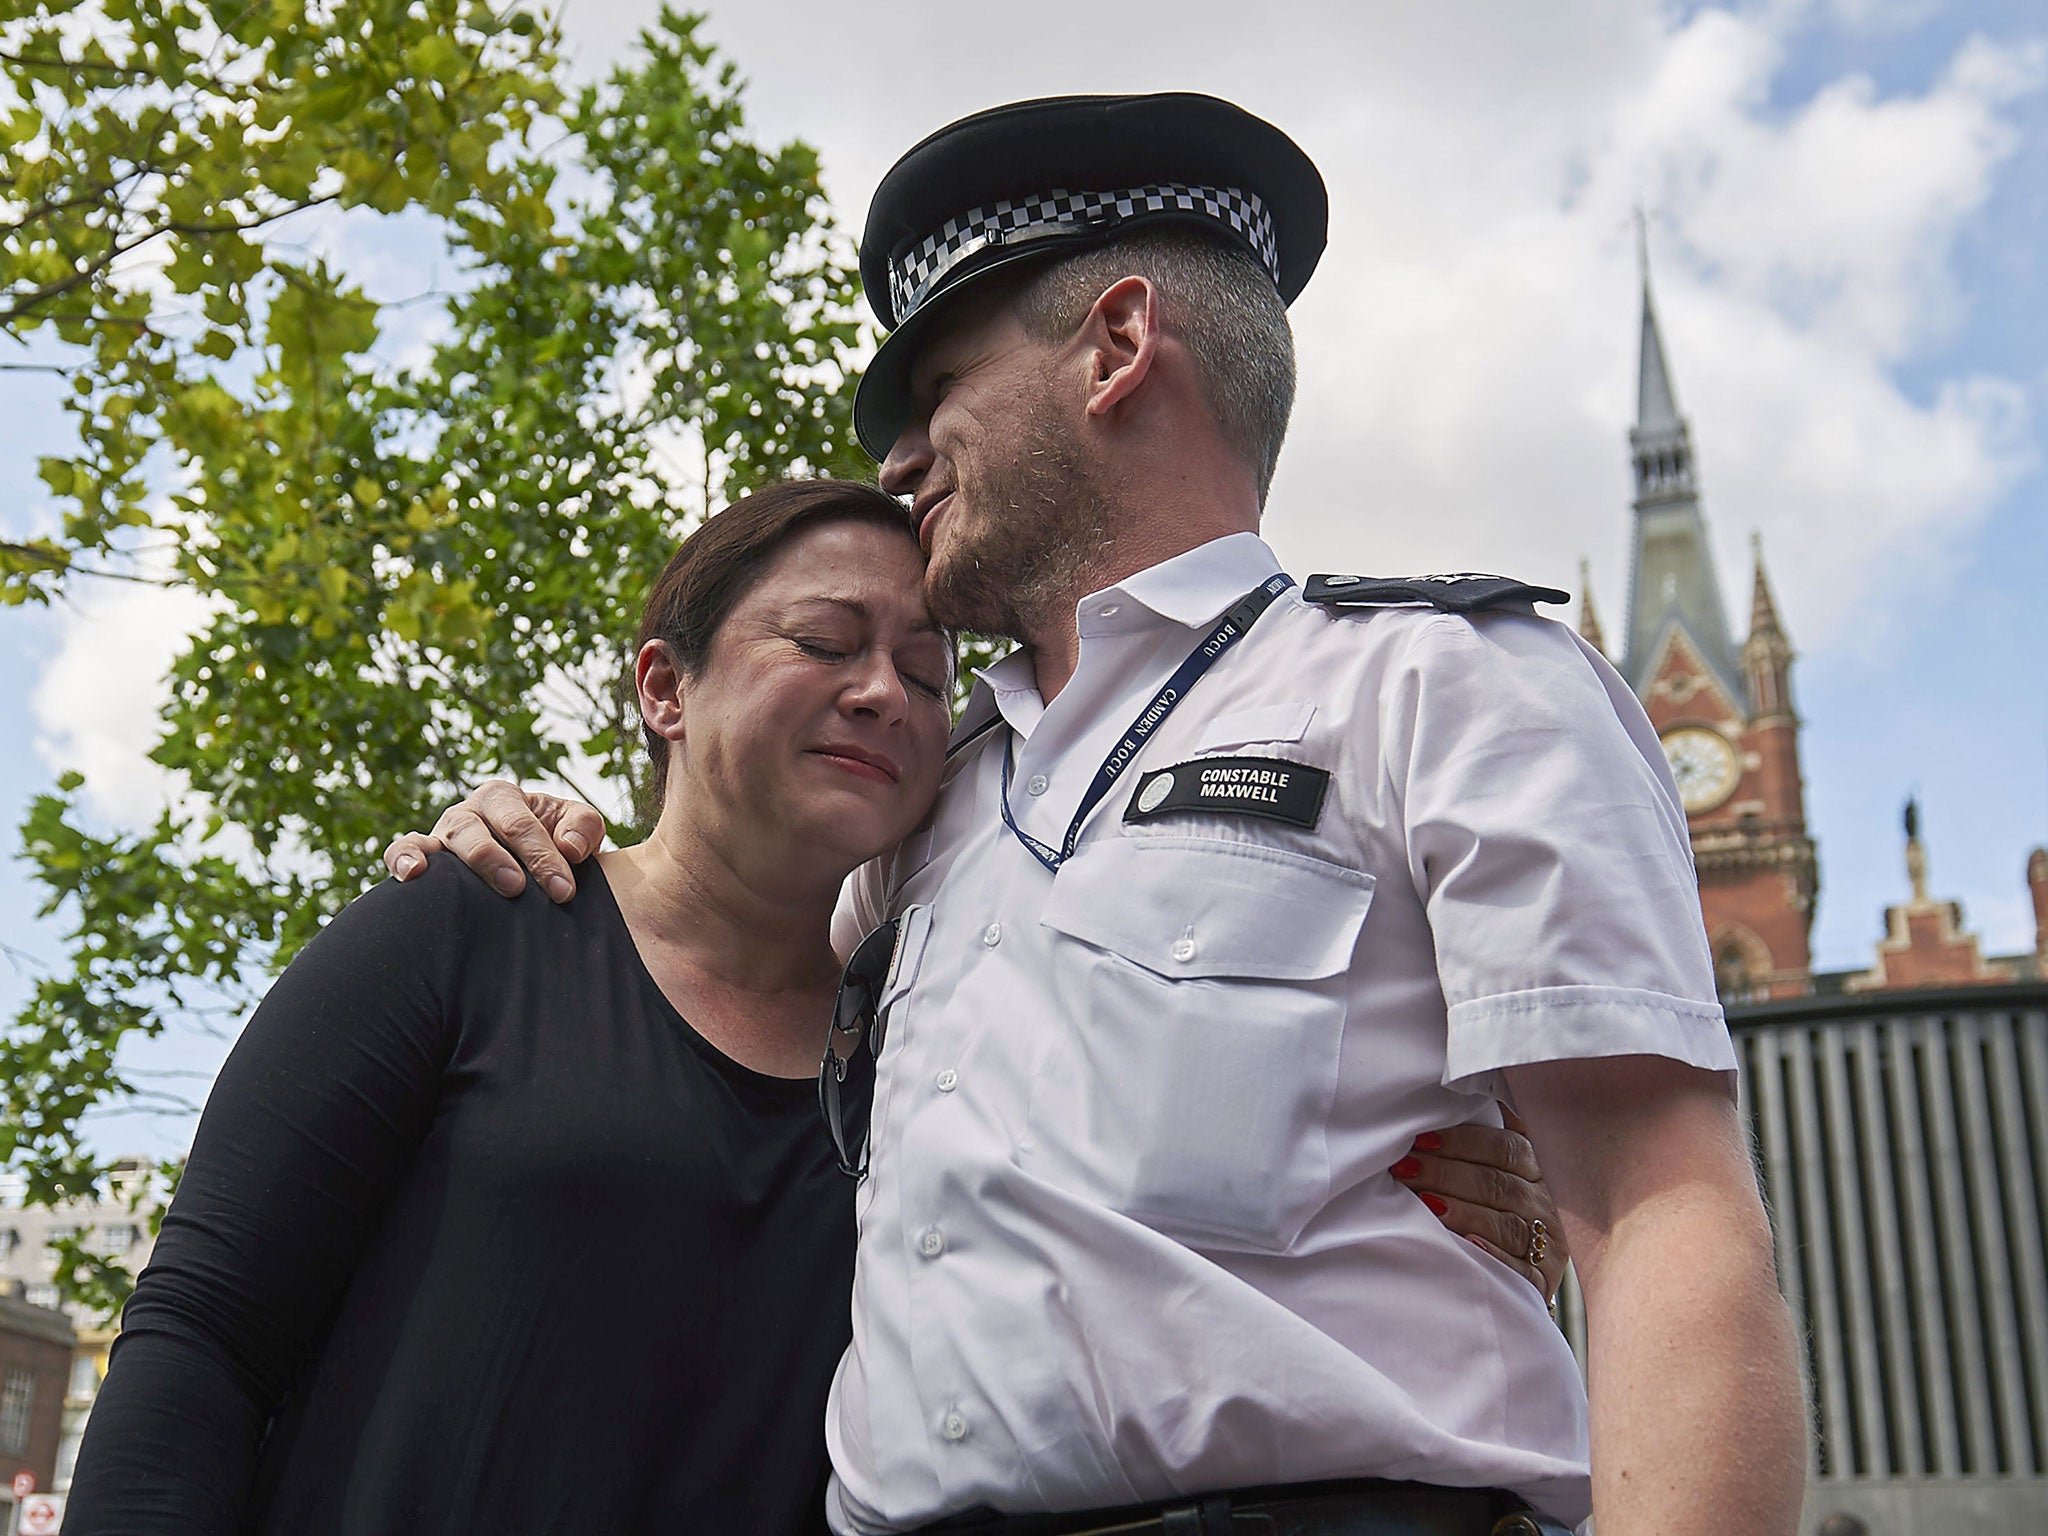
[1123,756,1330,830]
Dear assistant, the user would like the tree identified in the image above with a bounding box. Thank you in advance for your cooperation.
[1,0,870,1314]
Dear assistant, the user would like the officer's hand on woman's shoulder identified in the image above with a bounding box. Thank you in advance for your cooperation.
[382,780,607,904]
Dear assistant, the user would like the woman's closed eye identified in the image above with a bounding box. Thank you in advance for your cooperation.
[901,668,948,700]
[797,637,945,701]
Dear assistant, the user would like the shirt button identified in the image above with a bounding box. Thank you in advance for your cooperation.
[1097,604,1120,619]
[982,922,1002,947]
[935,1069,958,1092]
[1026,774,1049,796]
[941,1409,969,1442]
[1171,936,1198,963]
[919,1227,946,1259]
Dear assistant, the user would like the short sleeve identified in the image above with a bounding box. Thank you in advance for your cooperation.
[1382,614,1736,1097]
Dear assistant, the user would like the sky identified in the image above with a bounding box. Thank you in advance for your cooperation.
[2,0,2045,1159]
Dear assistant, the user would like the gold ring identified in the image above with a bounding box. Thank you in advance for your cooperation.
[1526,1217,1550,1268]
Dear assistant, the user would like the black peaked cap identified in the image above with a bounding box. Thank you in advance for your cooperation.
[853,92,1327,459]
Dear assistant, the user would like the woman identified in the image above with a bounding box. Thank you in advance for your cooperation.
[66,480,954,1532]
[68,478,1562,1533]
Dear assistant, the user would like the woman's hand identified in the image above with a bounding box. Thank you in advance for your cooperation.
[381,780,608,904]
[1392,1109,1568,1305]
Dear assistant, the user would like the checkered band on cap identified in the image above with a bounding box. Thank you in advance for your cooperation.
[886,183,1278,327]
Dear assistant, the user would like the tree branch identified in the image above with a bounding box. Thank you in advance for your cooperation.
[0,49,157,80]
[1,191,343,327]
[1,542,185,588]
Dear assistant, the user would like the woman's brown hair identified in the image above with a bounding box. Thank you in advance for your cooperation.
[634,479,919,805]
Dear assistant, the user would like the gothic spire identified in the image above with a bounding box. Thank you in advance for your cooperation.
[1577,558,1608,656]
[1621,233,1745,709]
[1636,217,1683,434]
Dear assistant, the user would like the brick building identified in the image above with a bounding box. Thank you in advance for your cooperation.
[0,1160,161,1491]
[0,1285,75,1515]
[1581,257,2046,1001]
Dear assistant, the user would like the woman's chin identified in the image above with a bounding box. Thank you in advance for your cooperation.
[772,801,919,877]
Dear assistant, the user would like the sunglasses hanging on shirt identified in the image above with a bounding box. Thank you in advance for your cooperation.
[818,907,929,1179]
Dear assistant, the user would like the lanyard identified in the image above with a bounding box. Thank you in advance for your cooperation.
[999,572,1295,873]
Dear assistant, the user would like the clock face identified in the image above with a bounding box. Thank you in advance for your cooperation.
[1661,726,1740,813]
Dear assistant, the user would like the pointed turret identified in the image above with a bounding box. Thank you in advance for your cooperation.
[1743,533,1795,722]
[1621,242,1745,709]
[1748,532,1786,639]
[1577,558,1608,656]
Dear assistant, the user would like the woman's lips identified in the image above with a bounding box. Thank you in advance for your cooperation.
[811,744,901,784]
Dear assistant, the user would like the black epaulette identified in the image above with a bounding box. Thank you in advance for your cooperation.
[1302,573,1570,614]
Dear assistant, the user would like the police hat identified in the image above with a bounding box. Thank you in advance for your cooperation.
[853,92,1328,459]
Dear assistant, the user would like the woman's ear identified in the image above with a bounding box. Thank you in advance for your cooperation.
[635,639,688,745]
[1081,274,1160,419]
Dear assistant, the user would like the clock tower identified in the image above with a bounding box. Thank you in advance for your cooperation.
[1604,257,1818,1000]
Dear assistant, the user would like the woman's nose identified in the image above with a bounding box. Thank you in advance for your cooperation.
[842,654,909,722]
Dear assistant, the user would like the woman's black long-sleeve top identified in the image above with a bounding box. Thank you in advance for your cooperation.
[66,855,854,1534]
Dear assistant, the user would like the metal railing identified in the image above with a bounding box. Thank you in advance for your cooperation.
[1555,982,2048,1491]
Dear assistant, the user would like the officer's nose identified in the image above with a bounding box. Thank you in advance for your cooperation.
[879,422,933,498]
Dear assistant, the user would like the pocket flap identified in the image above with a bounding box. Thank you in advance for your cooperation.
[1195,700,1316,751]
[1043,836,1374,981]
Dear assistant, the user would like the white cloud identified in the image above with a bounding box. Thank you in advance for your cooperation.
[27,0,2046,826]
[1245,2,2042,657]
[1623,23,2043,356]
[30,551,221,827]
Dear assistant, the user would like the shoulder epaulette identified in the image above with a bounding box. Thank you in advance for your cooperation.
[1302,573,1570,615]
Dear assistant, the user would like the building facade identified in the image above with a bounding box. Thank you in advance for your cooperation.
[1584,265,2047,1002]
[0,1160,161,1490]
[1570,260,2048,1534]
[0,1287,76,1523]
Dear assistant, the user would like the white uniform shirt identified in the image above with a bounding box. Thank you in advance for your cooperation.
[825,532,1734,1534]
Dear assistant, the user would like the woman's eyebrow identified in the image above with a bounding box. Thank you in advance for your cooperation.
[792,595,940,634]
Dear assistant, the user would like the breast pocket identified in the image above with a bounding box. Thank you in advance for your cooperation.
[1032,836,1374,1254]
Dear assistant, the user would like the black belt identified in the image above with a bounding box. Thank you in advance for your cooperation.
[922,1478,1574,1536]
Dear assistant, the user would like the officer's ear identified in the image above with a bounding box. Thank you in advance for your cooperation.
[1079,275,1160,420]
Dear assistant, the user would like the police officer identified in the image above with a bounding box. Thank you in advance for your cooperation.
[396,94,1803,1536]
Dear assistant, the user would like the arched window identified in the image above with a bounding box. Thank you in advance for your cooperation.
[1713,925,1774,1004]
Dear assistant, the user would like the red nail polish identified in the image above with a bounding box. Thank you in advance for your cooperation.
[1420,1192,1448,1215]
[1412,1131,1443,1152]
[1390,1156,1422,1180]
